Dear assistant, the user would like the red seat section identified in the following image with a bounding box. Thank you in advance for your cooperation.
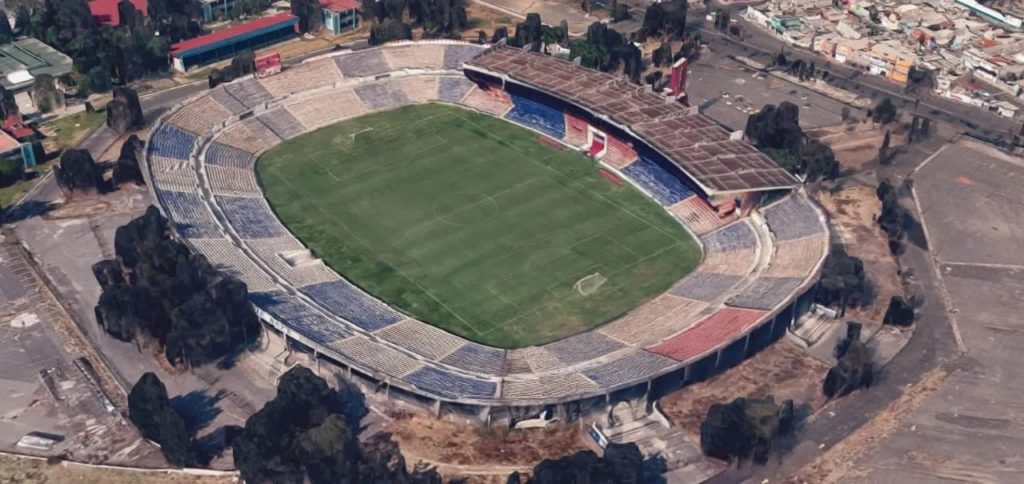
[648,307,767,362]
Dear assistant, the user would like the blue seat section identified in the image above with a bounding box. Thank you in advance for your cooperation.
[544,332,624,367]
[150,124,197,160]
[621,148,695,206]
[300,280,404,331]
[505,93,566,138]
[215,196,287,239]
[584,350,678,388]
[405,366,497,399]
[250,291,352,344]
[155,189,221,239]
[206,142,257,170]
[440,343,505,375]
[701,221,757,252]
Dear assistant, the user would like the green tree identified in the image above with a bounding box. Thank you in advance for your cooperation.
[816,247,868,316]
[128,373,196,467]
[569,39,609,69]
[513,13,543,51]
[0,9,14,44]
[0,157,24,187]
[14,6,30,35]
[872,98,898,124]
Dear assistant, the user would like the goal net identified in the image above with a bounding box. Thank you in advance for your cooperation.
[574,272,607,296]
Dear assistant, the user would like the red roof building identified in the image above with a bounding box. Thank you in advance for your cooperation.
[4,114,34,140]
[89,0,148,27]
[170,13,299,72]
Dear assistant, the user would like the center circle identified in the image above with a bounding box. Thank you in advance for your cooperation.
[433,191,499,226]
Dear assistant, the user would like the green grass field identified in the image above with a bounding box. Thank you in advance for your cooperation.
[258,104,701,348]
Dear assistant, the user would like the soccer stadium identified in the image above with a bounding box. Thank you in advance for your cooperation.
[144,41,829,421]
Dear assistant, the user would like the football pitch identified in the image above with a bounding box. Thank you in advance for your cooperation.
[257,104,701,348]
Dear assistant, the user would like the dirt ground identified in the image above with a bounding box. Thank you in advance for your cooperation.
[0,454,236,484]
[659,341,831,443]
[813,183,903,323]
[808,122,907,173]
[386,414,588,469]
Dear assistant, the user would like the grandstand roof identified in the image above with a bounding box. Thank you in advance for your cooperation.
[171,13,298,56]
[465,47,801,195]
[320,0,360,11]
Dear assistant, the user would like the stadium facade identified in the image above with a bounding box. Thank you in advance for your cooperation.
[145,41,829,424]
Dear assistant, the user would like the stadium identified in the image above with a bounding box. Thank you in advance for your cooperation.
[143,41,829,423]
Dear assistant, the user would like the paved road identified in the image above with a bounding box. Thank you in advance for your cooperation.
[698,21,1022,146]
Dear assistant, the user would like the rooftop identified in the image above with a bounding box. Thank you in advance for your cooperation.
[320,0,360,12]
[0,38,73,91]
[89,0,148,27]
[171,13,298,56]
[465,47,800,195]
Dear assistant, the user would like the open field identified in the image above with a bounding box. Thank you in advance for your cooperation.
[258,104,700,347]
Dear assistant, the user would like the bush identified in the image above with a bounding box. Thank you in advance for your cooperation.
[0,157,23,187]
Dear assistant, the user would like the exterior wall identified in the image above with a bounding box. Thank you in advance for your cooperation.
[172,20,299,72]
[323,8,359,34]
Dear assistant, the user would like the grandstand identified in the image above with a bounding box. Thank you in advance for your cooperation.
[143,42,829,420]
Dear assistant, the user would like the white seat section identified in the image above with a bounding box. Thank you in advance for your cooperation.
[206,165,263,197]
[286,88,367,131]
[215,118,281,155]
[327,335,424,378]
[764,233,828,278]
[599,294,707,346]
[188,239,279,293]
[460,85,513,117]
[382,44,446,70]
[245,236,341,287]
[148,155,199,192]
[168,95,234,134]
[506,346,562,373]
[375,318,467,360]
[395,75,439,104]
[501,372,599,400]
[259,58,342,98]
[700,249,757,275]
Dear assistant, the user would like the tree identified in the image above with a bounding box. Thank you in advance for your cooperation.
[0,9,14,44]
[513,13,543,51]
[32,75,64,114]
[878,129,891,165]
[840,106,850,124]
[114,135,145,186]
[292,0,324,33]
[569,39,609,70]
[230,50,257,78]
[637,0,687,41]
[55,150,104,193]
[14,6,30,36]
[746,102,838,181]
[107,87,145,133]
[700,396,794,464]
[816,247,868,315]
[823,326,873,398]
[0,157,24,188]
[118,0,145,32]
[128,373,196,467]
[882,296,915,326]
[528,443,645,484]
[610,1,631,22]
[872,98,898,124]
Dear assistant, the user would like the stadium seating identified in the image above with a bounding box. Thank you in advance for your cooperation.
[726,276,805,311]
[286,88,367,131]
[600,135,639,169]
[440,343,505,376]
[155,189,222,240]
[216,118,281,155]
[187,239,280,293]
[501,372,599,400]
[206,165,262,197]
[209,87,248,115]
[395,76,439,104]
[436,76,476,104]
[649,307,767,362]
[334,49,390,78]
[259,60,342,98]
[543,332,625,367]
[245,237,341,287]
[205,142,257,170]
[764,234,828,278]
[300,279,404,331]
[700,221,758,252]
[382,44,445,71]
[621,151,694,206]
[460,85,513,117]
[669,272,744,302]
[148,155,198,192]
[224,78,273,109]
[442,44,484,70]
[376,319,466,360]
[353,81,410,111]
[599,294,708,346]
[699,249,757,276]
[258,108,305,140]
[668,196,738,236]
[504,347,561,374]
[763,195,825,241]
[505,92,566,138]
[583,350,678,388]
[249,291,352,344]
[215,196,288,239]
[563,112,590,147]
[328,336,424,377]
[404,366,497,400]
[168,95,233,135]
[149,124,197,160]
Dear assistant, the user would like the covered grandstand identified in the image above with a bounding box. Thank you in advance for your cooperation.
[145,42,829,422]
[170,13,299,72]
